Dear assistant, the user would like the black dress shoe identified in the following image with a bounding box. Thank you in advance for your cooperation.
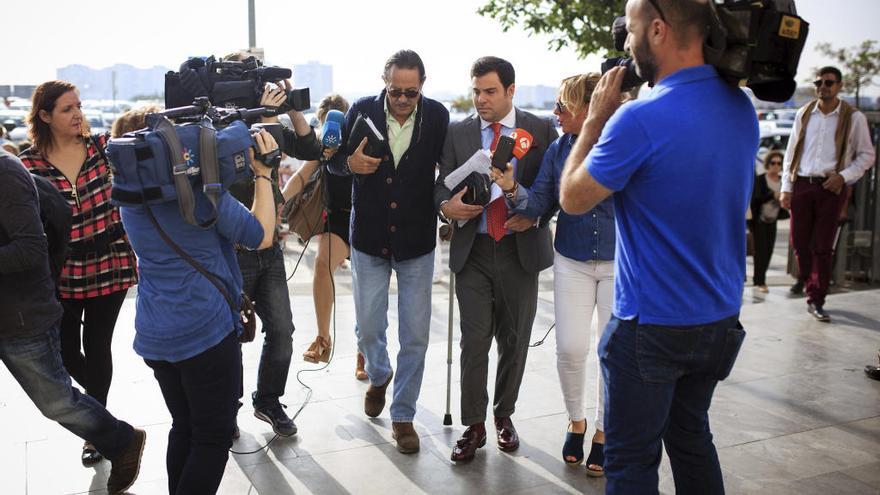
[81,441,103,465]
[808,303,831,322]
[451,423,486,462]
[865,365,880,381]
[790,280,804,295]
[494,416,520,452]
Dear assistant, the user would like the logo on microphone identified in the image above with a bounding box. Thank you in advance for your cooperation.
[510,129,534,160]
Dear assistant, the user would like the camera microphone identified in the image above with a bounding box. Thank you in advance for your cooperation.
[321,110,345,148]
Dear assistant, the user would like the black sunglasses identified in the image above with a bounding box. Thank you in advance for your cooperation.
[387,88,420,99]
[813,79,838,88]
[768,160,782,165]
[647,0,667,22]
[554,100,567,113]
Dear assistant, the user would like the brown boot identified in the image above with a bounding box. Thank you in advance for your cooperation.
[364,370,393,418]
[355,352,368,381]
[392,421,420,454]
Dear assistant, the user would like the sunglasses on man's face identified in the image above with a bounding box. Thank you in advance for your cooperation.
[813,79,838,88]
[387,88,420,99]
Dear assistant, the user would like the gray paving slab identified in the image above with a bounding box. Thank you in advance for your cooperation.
[2,233,878,494]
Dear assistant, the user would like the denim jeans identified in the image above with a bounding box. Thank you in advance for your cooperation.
[237,244,294,409]
[145,331,241,495]
[0,324,134,460]
[351,248,434,422]
[598,315,746,495]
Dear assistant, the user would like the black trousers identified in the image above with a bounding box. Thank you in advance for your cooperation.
[145,331,241,495]
[456,235,538,426]
[59,289,128,406]
[749,220,777,286]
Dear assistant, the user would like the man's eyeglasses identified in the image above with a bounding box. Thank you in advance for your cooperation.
[813,79,838,88]
[647,0,667,22]
[554,100,568,113]
[768,160,783,166]
[387,88,420,99]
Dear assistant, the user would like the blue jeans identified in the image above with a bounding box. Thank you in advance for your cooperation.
[599,316,745,495]
[0,324,134,460]
[237,244,294,409]
[351,248,434,422]
[145,331,241,495]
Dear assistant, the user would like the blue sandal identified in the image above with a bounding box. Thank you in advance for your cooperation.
[562,430,585,464]
[585,441,605,477]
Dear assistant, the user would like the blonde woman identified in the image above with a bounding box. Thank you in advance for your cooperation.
[492,73,616,476]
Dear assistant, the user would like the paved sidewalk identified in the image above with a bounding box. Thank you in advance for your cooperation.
[1,235,878,494]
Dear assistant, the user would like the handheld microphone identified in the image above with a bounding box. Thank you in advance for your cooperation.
[510,128,534,160]
[321,109,345,148]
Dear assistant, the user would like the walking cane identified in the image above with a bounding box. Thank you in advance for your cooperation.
[444,271,455,426]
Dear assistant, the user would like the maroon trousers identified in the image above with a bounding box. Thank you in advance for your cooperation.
[789,179,846,306]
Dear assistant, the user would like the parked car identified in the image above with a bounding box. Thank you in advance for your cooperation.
[755,125,791,174]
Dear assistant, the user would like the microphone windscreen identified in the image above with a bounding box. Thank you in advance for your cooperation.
[321,111,345,148]
[510,129,534,160]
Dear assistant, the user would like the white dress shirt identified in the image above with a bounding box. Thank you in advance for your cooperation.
[781,100,876,193]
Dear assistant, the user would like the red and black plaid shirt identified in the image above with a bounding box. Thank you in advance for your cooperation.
[20,135,137,300]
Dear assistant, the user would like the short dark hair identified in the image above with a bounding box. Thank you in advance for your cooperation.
[384,50,426,83]
[818,66,843,83]
[649,0,709,44]
[471,56,515,88]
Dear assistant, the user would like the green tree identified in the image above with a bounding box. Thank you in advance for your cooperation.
[816,40,880,109]
[477,0,626,59]
[450,95,474,114]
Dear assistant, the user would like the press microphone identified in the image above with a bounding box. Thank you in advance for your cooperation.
[321,109,345,148]
[491,127,534,171]
[510,128,534,160]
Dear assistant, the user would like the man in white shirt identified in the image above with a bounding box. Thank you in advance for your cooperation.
[780,66,875,321]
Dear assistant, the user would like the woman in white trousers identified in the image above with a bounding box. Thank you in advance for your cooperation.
[492,73,618,476]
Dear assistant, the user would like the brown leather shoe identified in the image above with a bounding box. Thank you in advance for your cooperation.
[364,370,393,418]
[355,352,368,381]
[392,421,420,454]
[494,416,519,452]
[451,423,487,462]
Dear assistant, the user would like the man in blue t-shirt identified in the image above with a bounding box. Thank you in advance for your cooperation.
[559,0,759,493]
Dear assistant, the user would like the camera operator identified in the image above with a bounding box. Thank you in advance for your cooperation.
[118,121,278,494]
[221,52,323,438]
[559,1,758,493]
[0,149,146,494]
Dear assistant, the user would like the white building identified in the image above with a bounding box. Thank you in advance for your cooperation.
[57,64,169,101]
[293,61,333,105]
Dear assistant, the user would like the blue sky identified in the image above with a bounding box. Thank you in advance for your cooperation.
[2,0,878,97]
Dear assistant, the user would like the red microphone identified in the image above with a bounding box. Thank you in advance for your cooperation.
[510,128,534,160]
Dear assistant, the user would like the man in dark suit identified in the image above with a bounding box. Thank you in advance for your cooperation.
[434,56,557,462]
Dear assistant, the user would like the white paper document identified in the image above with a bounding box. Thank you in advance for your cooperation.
[443,149,491,190]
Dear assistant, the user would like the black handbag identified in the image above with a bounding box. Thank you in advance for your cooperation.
[452,172,492,207]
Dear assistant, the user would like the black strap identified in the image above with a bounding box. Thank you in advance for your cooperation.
[142,205,238,313]
[91,134,110,167]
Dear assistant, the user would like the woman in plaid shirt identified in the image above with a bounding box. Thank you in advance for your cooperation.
[20,80,137,466]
